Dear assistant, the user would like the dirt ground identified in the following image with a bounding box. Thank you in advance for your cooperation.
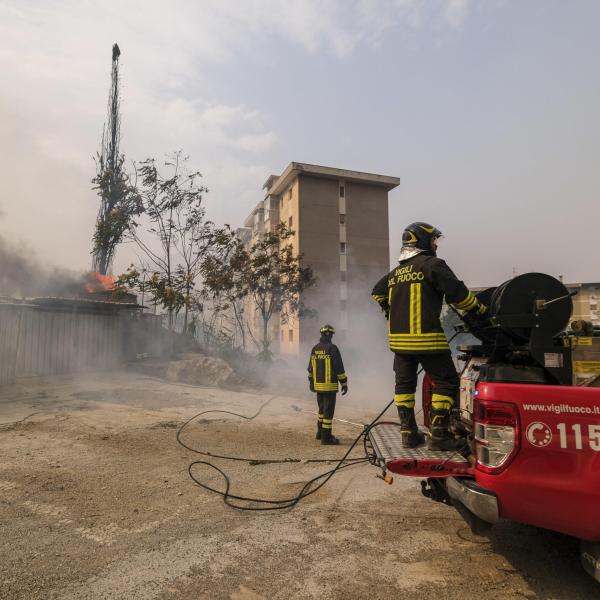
[0,371,598,600]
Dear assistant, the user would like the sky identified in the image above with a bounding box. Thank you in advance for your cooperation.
[0,0,599,287]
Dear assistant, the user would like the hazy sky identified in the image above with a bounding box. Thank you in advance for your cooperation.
[0,0,598,287]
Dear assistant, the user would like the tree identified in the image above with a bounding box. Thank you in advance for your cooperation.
[173,202,214,333]
[243,223,315,361]
[122,152,209,329]
[200,226,251,350]
[92,43,142,274]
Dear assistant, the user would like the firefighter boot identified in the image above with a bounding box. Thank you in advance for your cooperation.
[316,421,322,440]
[428,408,462,451]
[321,428,340,445]
[397,406,426,448]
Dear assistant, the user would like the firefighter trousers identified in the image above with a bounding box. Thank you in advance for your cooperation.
[317,392,337,433]
[393,352,459,411]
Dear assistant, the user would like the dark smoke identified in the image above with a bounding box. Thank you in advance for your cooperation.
[0,234,89,298]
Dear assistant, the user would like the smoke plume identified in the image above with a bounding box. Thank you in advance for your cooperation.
[0,234,104,298]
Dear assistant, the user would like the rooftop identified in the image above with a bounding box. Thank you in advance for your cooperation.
[0,296,139,313]
[264,162,400,196]
[564,282,600,288]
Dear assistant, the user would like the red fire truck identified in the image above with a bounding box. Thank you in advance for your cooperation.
[366,273,600,583]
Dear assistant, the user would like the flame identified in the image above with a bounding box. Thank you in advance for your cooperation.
[83,271,115,294]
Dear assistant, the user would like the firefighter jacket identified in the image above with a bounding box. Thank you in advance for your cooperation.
[371,252,482,354]
[307,337,348,393]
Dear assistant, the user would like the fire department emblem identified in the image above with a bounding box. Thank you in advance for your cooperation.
[526,422,553,447]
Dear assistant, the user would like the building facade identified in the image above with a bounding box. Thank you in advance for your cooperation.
[238,162,399,356]
[565,282,599,325]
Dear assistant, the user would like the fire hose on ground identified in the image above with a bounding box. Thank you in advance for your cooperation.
[176,398,378,511]
[177,332,465,511]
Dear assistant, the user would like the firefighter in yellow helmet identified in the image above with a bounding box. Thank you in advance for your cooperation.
[371,222,487,450]
[307,324,348,445]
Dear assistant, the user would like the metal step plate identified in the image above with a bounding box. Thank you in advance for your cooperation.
[369,422,466,462]
[368,422,472,478]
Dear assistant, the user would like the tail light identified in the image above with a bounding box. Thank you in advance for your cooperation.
[473,398,520,474]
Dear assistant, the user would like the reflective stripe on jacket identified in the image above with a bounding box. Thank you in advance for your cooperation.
[308,339,347,392]
[371,252,480,354]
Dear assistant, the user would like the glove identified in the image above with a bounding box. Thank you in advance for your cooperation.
[462,309,489,331]
[341,382,348,395]
[309,378,315,392]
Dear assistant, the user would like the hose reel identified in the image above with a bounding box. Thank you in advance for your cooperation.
[467,273,575,385]
[473,273,573,344]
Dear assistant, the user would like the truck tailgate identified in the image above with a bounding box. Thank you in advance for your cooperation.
[368,422,473,477]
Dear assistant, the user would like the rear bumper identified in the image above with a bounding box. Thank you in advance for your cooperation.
[446,477,499,524]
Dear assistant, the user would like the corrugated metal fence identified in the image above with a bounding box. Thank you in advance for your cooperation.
[0,304,133,386]
[0,305,21,386]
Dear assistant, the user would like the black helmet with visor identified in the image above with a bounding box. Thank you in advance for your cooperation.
[402,222,443,252]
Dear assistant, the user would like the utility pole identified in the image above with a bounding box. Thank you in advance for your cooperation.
[92,43,141,276]
[106,43,121,187]
[92,44,121,275]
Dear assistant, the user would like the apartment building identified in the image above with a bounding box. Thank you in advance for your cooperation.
[238,162,400,355]
[565,282,599,325]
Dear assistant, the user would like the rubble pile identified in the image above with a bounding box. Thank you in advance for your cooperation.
[166,353,235,387]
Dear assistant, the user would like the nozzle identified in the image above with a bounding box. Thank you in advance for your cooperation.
[376,473,394,485]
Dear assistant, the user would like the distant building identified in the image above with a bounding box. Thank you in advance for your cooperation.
[564,282,599,325]
[238,162,400,355]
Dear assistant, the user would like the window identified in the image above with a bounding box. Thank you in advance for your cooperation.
[339,184,345,198]
[340,242,346,254]
[288,216,293,228]
[339,214,345,225]
[289,329,294,342]
[341,271,347,282]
